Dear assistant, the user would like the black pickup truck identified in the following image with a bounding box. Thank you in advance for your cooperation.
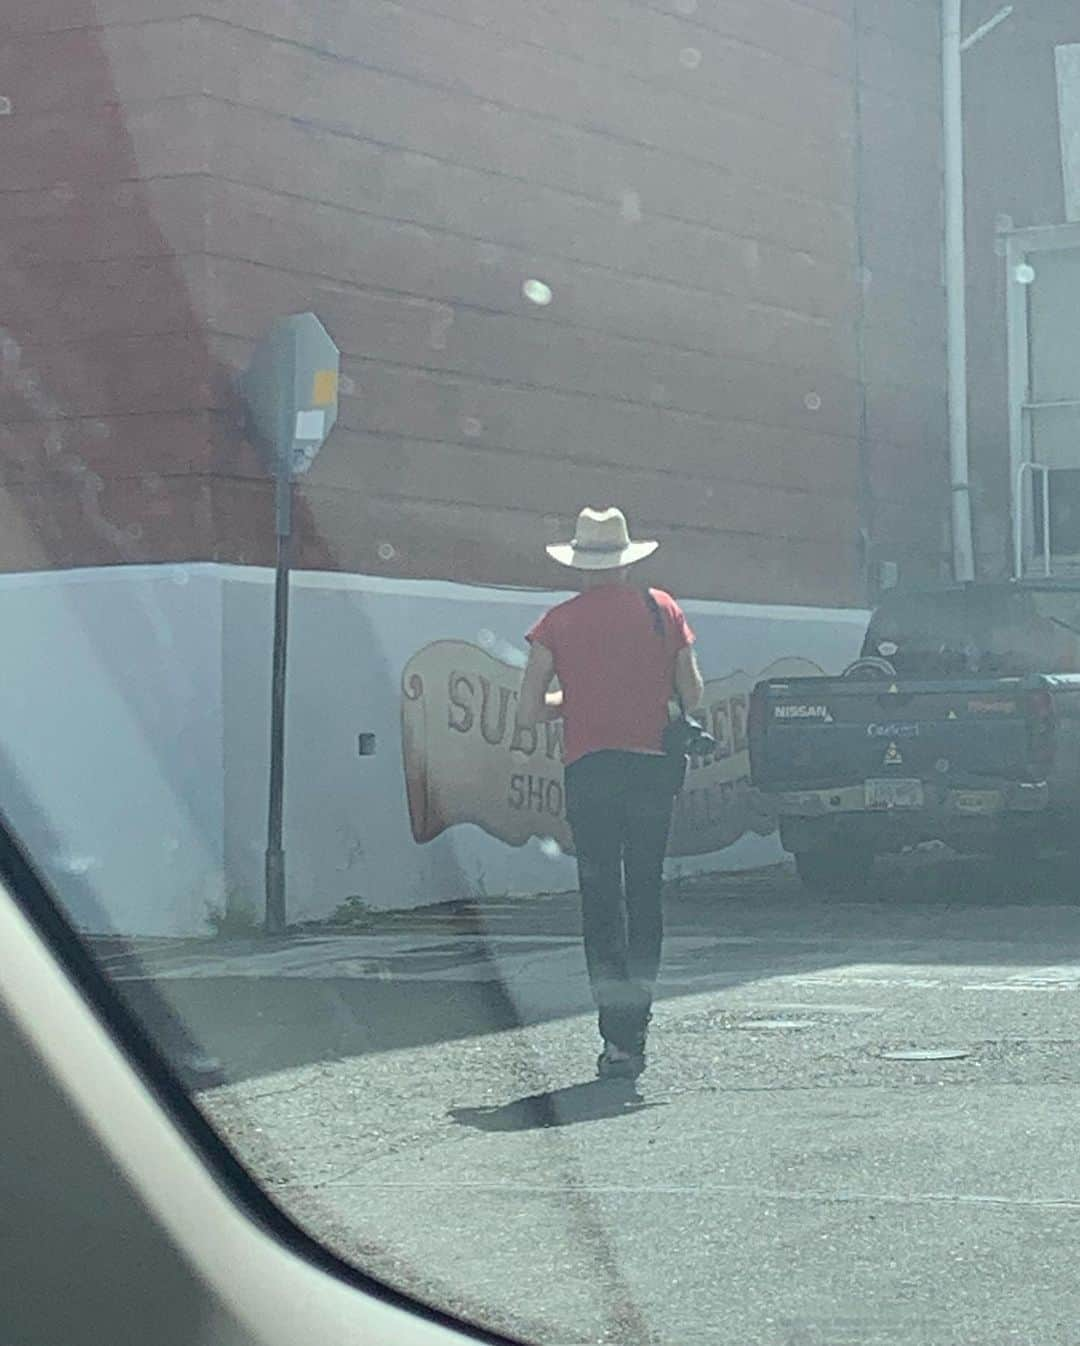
[748,581,1080,890]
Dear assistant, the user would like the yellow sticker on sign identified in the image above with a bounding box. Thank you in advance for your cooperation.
[312,369,338,406]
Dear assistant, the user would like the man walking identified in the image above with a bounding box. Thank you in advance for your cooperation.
[516,507,703,1079]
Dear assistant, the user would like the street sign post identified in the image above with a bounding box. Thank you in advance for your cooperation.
[242,313,340,934]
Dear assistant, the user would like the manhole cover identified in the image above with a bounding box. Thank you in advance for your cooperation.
[735,1019,815,1031]
[879,1048,970,1061]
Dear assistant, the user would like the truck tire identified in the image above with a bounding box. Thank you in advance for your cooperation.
[795,846,874,893]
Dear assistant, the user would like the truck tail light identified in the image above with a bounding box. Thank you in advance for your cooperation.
[1027,688,1055,772]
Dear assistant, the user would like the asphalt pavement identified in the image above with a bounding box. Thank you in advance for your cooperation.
[110,852,1080,1346]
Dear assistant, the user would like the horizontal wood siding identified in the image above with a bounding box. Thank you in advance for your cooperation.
[0,1,961,602]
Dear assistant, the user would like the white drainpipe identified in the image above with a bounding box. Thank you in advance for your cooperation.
[942,0,977,582]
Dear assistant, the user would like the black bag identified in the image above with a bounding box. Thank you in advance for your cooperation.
[662,699,715,792]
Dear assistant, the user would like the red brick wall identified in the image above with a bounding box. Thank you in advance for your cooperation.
[0,0,955,604]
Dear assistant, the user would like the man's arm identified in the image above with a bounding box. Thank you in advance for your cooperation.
[675,645,704,711]
[515,641,562,728]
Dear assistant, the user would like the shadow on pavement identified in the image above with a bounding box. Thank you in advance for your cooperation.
[450,1079,664,1131]
[100,852,1080,1089]
[115,975,528,1089]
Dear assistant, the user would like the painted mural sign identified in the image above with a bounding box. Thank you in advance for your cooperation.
[401,640,825,858]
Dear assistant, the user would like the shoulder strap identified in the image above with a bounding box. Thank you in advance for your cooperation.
[643,586,666,638]
[643,588,684,713]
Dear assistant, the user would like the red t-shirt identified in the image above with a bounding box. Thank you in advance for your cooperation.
[527,585,695,767]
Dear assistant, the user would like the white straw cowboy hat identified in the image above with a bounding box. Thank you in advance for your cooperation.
[546,507,659,570]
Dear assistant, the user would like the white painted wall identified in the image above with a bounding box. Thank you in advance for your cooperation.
[0,566,225,936]
[0,563,869,936]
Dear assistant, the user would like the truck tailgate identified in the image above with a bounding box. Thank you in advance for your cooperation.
[749,677,1043,790]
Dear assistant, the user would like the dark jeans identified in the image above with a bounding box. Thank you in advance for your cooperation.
[564,750,676,1054]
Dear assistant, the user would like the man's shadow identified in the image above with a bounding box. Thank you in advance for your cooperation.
[449,1079,667,1132]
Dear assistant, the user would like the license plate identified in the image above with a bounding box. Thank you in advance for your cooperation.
[952,789,1003,815]
[864,778,924,810]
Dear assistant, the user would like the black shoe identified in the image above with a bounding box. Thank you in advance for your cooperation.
[597,1043,646,1080]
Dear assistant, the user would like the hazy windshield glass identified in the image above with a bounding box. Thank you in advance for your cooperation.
[5,4,1080,1345]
